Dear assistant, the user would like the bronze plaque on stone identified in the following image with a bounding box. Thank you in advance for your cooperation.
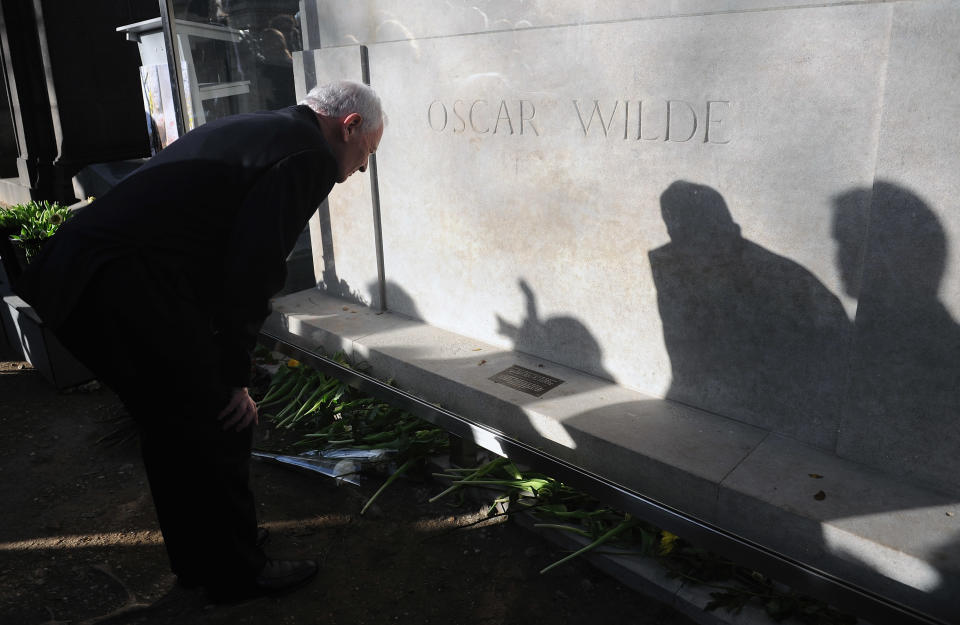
[489,365,564,397]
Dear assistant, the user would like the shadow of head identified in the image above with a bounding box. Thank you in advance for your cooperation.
[659,180,741,247]
[832,181,946,299]
[496,278,611,382]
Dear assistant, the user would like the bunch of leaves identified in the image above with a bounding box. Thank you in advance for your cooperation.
[659,545,856,624]
[256,355,447,455]
[433,457,856,624]
[255,355,449,513]
[256,357,352,430]
[0,200,75,261]
[432,458,668,573]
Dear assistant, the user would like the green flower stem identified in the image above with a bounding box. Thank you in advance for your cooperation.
[532,523,593,538]
[539,517,638,574]
[360,456,420,515]
[428,457,508,503]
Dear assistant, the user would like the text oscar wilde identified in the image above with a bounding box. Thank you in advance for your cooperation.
[427,98,732,144]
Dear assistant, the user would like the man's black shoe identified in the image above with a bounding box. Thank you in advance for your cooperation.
[254,558,318,593]
[205,558,319,603]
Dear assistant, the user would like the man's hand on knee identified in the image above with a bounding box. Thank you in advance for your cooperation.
[218,387,258,431]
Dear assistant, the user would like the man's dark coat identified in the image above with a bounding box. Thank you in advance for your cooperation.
[15,104,338,593]
[18,104,337,388]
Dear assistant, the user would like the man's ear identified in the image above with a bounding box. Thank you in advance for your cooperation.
[341,112,363,139]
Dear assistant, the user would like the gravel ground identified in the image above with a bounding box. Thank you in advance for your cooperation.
[0,334,698,625]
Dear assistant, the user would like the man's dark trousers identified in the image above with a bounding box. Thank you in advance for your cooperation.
[56,256,266,592]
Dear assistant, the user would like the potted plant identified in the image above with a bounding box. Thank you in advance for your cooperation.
[1,199,93,389]
[0,200,75,281]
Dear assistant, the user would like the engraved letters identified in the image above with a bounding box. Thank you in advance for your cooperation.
[665,100,697,142]
[574,99,730,144]
[452,100,467,133]
[427,100,447,132]
[574,100,620,137]
[704,100,731,144]
[519,100,539,136]
[494,101,514,134]
[428,99,539,136]
[428,97,732,144]
[469,100,488,133]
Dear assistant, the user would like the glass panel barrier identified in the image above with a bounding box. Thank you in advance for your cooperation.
[172,0,301,128]
[122,0,302,149]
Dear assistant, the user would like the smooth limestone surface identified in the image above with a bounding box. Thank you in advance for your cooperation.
[302,0,879,47]
[304,2,893,452]
[296,0,960,499]
[286,0,960,619]
[719,434,960,618]
[833,0,960,495]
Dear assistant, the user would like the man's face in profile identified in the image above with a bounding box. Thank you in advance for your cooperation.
[337,117,383,183]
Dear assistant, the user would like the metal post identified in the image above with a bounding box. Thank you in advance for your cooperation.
[157,0,188,138]
[361,45,387,312]
[368,153,386,311]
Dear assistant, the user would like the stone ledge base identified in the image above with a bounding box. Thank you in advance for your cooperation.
[266,288,960,623]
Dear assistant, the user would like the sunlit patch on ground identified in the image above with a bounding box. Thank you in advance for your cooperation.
[0,530,165,552]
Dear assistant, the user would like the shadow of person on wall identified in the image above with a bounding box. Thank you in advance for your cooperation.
[833,181,960,495]
[496,278,614,384]
[648,181,851,448]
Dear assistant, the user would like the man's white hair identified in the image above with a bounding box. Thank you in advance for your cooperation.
[299,80,385,132]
